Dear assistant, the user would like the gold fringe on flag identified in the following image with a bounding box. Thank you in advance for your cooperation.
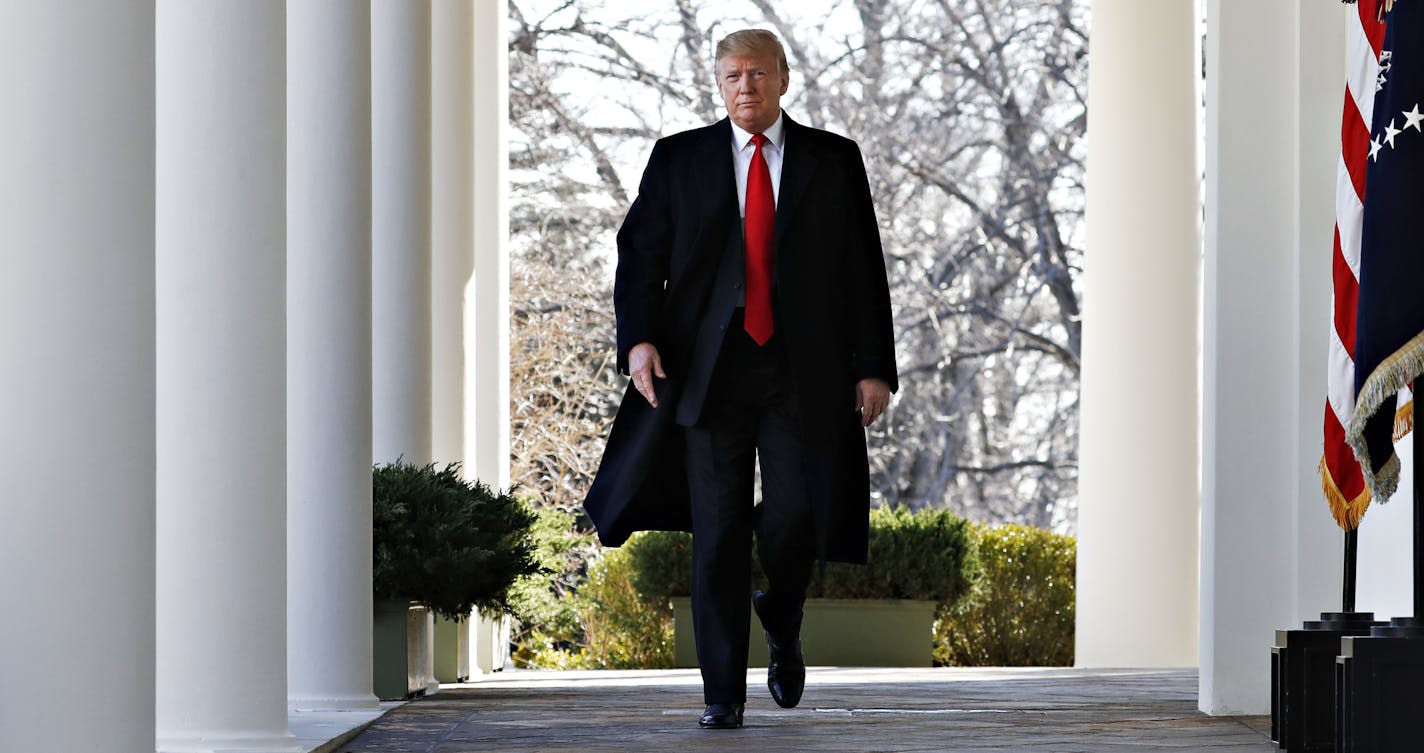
[1320,458,1372,530]
[1346,330,1424,503]
[1394,397,1414,441]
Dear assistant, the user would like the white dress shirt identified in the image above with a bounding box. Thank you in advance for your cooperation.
[730,112,786,217]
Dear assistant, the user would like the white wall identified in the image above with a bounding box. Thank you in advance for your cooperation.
[1288,0,1413,629]
[1199,0,1413,715]
[1357,431,1414,619]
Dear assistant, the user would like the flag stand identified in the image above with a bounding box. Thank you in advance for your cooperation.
[1268,494,1382,748]
[1271,610,1382,747]
[1336,396,1424,750]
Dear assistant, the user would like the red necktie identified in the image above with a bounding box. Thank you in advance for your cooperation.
[744,133,774,345]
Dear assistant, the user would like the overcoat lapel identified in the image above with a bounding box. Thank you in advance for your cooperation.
[774,116,818,251]
[696,119,737,235]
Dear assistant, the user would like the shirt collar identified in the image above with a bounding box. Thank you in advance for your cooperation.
[730,111,786,152]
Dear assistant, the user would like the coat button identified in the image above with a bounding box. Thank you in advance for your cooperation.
[719,323,727,331]
[734,281,742,290]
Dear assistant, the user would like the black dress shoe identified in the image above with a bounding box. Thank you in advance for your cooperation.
[698,703,744,729]
[753,591,806,709]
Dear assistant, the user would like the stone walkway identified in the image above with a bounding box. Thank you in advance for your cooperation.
[335,667,1273,752]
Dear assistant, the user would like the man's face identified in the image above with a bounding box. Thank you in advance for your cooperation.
[717,52,787,134]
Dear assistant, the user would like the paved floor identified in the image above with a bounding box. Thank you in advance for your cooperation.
[334,667,1273,752]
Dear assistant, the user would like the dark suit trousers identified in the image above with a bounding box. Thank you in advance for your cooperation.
[684,310,816,704]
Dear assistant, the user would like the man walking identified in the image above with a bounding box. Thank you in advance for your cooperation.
[584,28,897,729]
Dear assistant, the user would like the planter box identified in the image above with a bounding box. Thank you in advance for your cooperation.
[372,600,437,700]
[433,613,470,683]
[471,612,511,675]
[671,597,937,668]
[431,611,511,681]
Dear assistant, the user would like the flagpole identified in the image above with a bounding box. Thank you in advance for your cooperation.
[1344,527,1358,613]
[1415,394,1422,616]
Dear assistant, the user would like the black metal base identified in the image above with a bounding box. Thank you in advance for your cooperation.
[1272,612,1385,751]
[1336,617,1424,753]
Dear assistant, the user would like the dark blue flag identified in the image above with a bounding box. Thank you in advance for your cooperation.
[1347,0,1424,501]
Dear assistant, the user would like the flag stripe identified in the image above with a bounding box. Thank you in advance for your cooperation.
[1348,8,1384,133]
[1342,93,1372,202]
[1328,301,1357,422]
[1336,155,1365,278]
[1325,405,1363,490]
[1360,0,1387,57]
[1322,0,1384,529]
[1333,231,1359,357]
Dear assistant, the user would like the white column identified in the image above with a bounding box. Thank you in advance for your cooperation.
[1200,0,1292,712]
[287,0,379,712]
[1078,0,1200,668]
[373,0,433,466]
[372,0,435,696]
[1198,1,1355,715]
[467,0,511,492]
[0,4,154,751]
[468,0,513,673]
[1293,4,1351,626]
[155,3,298,751]
[431,0,484,678]
[432,0,475,469]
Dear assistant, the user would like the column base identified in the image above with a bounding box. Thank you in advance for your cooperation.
[1337,617,1424,752]
[287,693,382,712]
[1270,612,1384,750]
[156,732,304,753]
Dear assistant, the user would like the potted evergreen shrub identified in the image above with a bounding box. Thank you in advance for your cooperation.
[372,460,541,699]
[633,505,975,668]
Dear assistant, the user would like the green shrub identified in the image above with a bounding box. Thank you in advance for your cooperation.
[934,523,1076,667]
[625,505,975,605]
[625,527,694,600]
[512,530,674,670]
[816,505,975,601]
[508,508,597,667]
[576,546,674,669]
[372,460,543,621]
[515,507,1075,669]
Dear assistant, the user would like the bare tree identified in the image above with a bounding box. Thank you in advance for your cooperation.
[508,0,1087,532]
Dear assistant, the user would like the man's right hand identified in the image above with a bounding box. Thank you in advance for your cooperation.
[629,342,666,408]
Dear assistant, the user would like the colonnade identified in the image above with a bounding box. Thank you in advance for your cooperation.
[1,1,509,750]
[4,0,1399,744]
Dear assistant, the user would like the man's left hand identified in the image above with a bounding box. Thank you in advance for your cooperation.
[855,378,891,427]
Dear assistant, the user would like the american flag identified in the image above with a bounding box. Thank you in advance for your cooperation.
[1342,0,1423,507]
[1323,0,1387,529]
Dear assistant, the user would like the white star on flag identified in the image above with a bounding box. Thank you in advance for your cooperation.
[1405,104,1424,131]
[1386,118,1403,147]
[1371,134,1385,160]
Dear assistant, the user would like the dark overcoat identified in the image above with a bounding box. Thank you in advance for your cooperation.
[583,114,897,564]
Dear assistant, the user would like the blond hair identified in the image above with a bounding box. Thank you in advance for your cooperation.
[714,29,789,77]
